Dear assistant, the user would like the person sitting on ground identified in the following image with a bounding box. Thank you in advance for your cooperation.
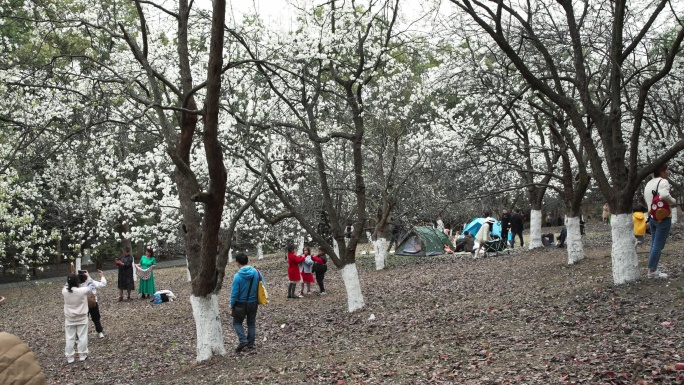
[454,231,474,252]
[443,244,454,254]
[541,232,555,247]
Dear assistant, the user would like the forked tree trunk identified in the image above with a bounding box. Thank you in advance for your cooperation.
[373,238,388,270]
[528,210,543,249]
[190,295,226,361]
[566,217,583,264]
[611,214,640,284]
[340,263,365,312]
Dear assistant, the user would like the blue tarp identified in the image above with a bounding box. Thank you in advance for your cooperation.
[462,217,501,238]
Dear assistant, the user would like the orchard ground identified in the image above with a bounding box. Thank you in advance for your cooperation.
[1,222,683,384]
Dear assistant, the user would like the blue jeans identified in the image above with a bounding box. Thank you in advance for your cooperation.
[648,217,671,271]
[233,302,258,346]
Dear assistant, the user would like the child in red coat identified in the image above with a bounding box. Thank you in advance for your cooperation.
[286,244,305,298]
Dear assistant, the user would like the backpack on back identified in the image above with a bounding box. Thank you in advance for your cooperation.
[649,179,671,222]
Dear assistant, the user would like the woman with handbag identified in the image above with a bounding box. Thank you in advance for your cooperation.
[230,252,262,353]
[136,247,157,299]
[78,270,107,338]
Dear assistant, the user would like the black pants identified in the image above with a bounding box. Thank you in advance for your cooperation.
[89,303,103,333]
[386,236,399,252]
[501,229,509,245]
[315,267,327,293]
[511,231,524,247]
[542,233,554,247]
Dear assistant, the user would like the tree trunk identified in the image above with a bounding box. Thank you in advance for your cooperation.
[297,236,304,255]
[528,210,543,249]
[257,242,263,260]
[340,263,365,312]
[190,295,226,361]
[611,214,640,284]
[373,238,388,270]
[333,238,340,257]
[566,216,584,264]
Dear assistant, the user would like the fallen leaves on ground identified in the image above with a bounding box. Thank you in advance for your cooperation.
[1,223,683,384]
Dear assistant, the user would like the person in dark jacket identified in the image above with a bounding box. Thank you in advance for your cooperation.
[386,219,404,252]
[114,246,134,301]
[500,209,511,244]
[311,246,328,295]
[230,252,262,353]
[454,231,475,252]
[510,209,524,248]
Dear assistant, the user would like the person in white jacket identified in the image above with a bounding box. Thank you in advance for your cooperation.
[644,163,676,279]
[79,270,107,338]
[63,273,95,363]
[473,214,496,257]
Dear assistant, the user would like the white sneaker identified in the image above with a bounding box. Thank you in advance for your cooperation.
[648,270,668,279]
[98,332,105,338]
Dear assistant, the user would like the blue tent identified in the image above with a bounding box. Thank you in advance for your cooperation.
[462,217,501,238]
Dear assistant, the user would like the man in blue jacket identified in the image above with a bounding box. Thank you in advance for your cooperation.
[230,252,262,353]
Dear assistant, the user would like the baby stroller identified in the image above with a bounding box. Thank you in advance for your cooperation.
[482,237,508,257]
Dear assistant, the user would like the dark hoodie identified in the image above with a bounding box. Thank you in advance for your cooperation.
[230,266,260,308]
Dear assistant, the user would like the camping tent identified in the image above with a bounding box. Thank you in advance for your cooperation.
[462,217,502,238]
[394,226,451,256]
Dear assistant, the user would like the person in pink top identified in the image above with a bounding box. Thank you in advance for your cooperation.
[286,244,305,298]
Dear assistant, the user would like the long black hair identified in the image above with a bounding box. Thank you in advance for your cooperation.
[66,274,80,293]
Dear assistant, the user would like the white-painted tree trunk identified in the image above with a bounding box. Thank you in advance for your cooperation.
[611,214,640,284]
[186,259,191,282]
[566,216,584,264]
[672,207,678,224]
[333,238,340,257]
[82,249,93,265]
[228,248,233,263]
[340,263,365,312]
[528,210,543,249]
[75,257,82,272]
[257,242,263,260]
[373,238,389,270]
[190,294,226,362]
[297,236,304,255]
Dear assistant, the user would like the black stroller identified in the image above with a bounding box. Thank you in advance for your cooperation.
[482,238,509,257]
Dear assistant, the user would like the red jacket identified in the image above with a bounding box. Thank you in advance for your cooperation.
[312,255,326,265]
[287,252,305,281]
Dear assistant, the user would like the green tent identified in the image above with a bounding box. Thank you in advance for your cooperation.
[394,226,450,256]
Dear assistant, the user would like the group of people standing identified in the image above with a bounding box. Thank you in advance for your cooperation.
[114,246,157,301]
[499,208,525,248]
[60,246,158,363]
[286,245,328,298]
